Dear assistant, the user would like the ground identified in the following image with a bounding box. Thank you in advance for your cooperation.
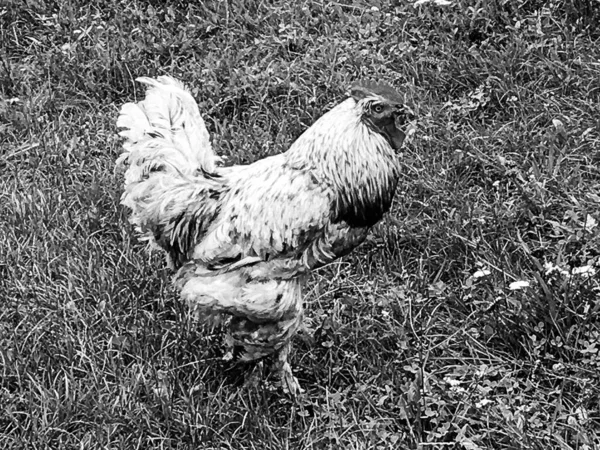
[1,0,599,448]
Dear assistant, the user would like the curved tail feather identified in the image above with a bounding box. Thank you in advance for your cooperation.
[117,75,218,175]
[116,76,223,268]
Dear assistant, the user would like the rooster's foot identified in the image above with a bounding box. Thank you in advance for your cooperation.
[278,361,304,396]
[275,343,304,397]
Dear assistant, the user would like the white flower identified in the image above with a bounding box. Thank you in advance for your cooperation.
[473,269,491,278]
[544,262,569,277]
[572,265,596,278]
[509,281,530,290]
[444,378,461,387]
[476,398,493,408]
[576,406,590,423]
[475,366,488,377]
[584,215,597,231]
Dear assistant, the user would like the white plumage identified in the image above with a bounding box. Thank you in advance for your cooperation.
[116,76,412,394]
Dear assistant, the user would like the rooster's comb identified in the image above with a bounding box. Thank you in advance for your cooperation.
[349,80,404,104]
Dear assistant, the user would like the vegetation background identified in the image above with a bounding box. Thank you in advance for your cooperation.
[1,0,599,448]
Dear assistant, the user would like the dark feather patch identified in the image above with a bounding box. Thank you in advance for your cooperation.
[207,254,242,271]
[152,188,224,268]
[334,184,397,227]
[200,168,223,180]
[333,168,400,228]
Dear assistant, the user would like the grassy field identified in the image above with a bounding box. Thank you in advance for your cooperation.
[1,0,600,448]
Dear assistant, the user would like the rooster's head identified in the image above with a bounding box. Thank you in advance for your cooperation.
[349,81,413,151]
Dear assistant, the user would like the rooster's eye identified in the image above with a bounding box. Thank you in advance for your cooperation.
[372,104,384,114]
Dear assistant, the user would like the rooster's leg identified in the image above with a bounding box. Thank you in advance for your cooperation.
[228,311,304,395]
[274,341,304,396]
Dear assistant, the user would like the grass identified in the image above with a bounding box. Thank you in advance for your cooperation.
[1,0,599,448]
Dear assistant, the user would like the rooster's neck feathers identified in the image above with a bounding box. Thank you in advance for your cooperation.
[285,98,400,227]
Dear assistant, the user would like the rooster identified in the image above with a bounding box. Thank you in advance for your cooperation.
[116,76,412,395]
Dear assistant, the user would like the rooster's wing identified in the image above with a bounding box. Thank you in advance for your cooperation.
[190,155,369,278]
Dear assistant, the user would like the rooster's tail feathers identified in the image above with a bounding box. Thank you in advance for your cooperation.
[116,76,223,265]
[117,75,218,174]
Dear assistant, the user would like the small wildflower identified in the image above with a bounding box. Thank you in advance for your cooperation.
[584,215,597,231]
[572,265,596,277]
[576,406,590,423]
[444,378,461,387]
[473,269,491,278]
[475,365,488,377]
[509,280,530,290]
[544,262,569,277]
[476,398,493,408]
